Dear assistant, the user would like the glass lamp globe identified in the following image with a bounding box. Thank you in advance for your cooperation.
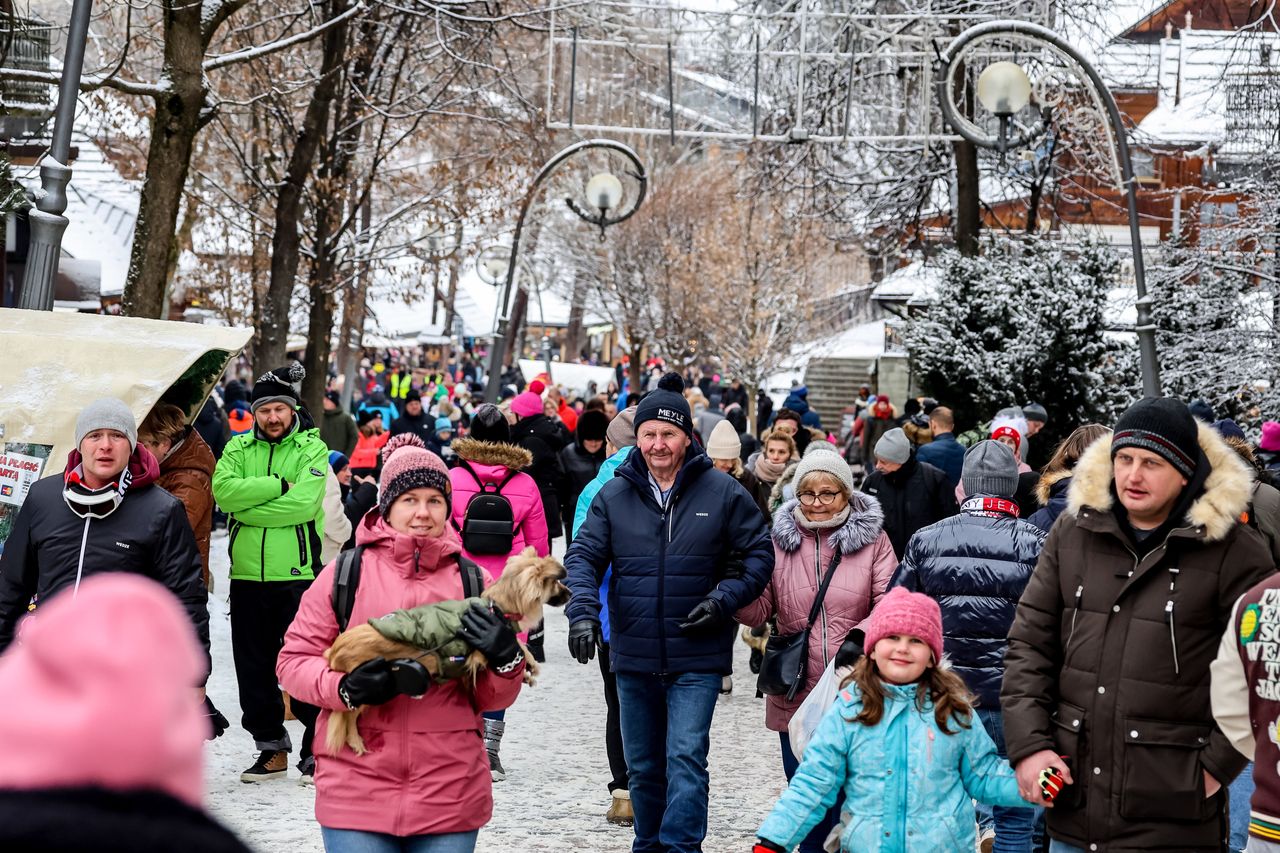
[585,172,624,211]
[976,61,1033,116]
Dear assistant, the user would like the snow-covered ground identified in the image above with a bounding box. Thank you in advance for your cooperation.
[203,533,785,851]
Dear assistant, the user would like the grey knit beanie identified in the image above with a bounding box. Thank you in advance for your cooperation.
[607,405,638,449]
[962,440,1019,498]
[792,445,855,496]
[76,398,138,451]
[874,428,911,465]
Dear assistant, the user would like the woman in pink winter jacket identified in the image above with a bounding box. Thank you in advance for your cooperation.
[445,403,550,782]
[278,444,525,853]
[736,447,897,853]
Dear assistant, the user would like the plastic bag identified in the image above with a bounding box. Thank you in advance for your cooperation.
[788,660,842,761]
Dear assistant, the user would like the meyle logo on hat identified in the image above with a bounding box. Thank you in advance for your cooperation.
[658,407,685,423]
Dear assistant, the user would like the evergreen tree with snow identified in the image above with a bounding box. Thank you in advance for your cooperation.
[903,236,1135,447]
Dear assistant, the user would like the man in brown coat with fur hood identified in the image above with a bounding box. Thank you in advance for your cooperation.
[1002,397,1274,853]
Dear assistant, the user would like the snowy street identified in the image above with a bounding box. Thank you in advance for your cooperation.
[202,532,785,851]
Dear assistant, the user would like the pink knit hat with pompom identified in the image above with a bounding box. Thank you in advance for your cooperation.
[510,391,543,418]
[862,587,945,665]
[379,441,451,517]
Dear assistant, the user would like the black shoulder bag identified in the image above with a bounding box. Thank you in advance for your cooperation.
[756,550,843,701]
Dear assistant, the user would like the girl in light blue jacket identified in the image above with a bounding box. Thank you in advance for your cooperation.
[755,587,1030,853]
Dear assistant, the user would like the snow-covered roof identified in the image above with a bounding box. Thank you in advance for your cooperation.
[870,260,942,306]
[16,130,139,298]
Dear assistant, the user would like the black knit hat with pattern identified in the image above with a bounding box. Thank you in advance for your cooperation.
[251,362,304,412]
[1111,397,1200,478]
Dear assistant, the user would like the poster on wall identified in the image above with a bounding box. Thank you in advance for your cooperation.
[0,439,53,557]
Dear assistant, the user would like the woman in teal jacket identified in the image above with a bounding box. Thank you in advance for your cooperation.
[755,587,1028,853]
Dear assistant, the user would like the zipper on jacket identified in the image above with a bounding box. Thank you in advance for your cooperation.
[816,536,829,666]
[262,444,277,582]
[1065,584,1084,652]
[659,498,669,674]
[73,517,91,597]
[1166,566,1181,676]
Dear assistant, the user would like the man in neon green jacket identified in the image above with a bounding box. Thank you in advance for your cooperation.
[213,362,330,784]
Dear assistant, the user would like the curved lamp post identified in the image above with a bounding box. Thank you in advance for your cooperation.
[483,138,648,403]
[936,20,1162,397]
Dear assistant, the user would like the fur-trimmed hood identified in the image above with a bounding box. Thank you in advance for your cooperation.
[1067,421,1253,543]
[771,493,885,555]
[451,437,531,471]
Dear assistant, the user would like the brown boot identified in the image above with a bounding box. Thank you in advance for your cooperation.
[606,789,634,826]
[240,749,288,783]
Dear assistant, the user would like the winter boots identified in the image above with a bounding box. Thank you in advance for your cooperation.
[484,718,506,782]
[297,755,316,787]
[720,675,733,695]
[606,789,634,825]
[240,749,288,783]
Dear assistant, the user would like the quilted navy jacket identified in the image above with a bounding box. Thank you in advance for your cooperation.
[564,446,774,675]
[888,501,1045,707]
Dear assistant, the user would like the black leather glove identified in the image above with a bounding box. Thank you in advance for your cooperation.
[457,602,523,674]
[834,628,865,669]
[678,598,725,637]
[717,550,747,581]
[203,695,230,740]
[339,658,399,709]
[569,619,601,664]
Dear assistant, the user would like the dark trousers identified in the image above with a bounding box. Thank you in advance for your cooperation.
[599,641,629,793]
[229,579,318,757]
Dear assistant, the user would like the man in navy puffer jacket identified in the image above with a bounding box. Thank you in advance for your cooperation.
[565,372,773,853]
[890,439,1045,853]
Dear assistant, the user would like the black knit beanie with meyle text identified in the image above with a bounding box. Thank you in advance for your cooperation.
[1111,397,1200,478]
[634,372,692,438]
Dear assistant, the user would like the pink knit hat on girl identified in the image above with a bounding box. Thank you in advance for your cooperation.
[862,586,945,665]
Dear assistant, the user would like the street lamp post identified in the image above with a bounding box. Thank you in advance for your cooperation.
[482,139,647,403]
[18,0,94,311]
[936,19,1162,397]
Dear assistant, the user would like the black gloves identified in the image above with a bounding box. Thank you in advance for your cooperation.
[203,695,230,740]
[569,619,602,664]
[834,628,866,669]
[339,658,401,709]
[458,602,524,674]
[717,550,747,582]
[679,598,725,637]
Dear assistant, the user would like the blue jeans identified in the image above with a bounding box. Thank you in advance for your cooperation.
[973,709,1038,853]
[320,828,478,853]
[1231,762,1256,852]
[616,672,721,853]
[780,732,843,853]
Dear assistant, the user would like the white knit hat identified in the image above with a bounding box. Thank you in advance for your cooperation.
[792,445,855,496]
[706,420,742,460]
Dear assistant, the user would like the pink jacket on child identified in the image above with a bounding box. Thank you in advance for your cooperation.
[277,512,523,837]
[448,437,549,578]
[736,494,898,731]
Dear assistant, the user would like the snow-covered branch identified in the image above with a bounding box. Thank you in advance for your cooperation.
[203,2,367,71]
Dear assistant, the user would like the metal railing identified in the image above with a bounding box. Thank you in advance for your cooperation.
[0,15,53,113]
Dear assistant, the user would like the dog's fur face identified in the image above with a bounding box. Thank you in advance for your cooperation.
[485,547,570,630]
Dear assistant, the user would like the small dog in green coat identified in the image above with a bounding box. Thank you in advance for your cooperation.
[323,547,569,755]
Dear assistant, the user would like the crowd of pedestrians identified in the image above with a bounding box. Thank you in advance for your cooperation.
[8,353,1280,853]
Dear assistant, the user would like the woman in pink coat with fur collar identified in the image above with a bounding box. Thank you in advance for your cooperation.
[278,445,524,851]
[736,448,897,853]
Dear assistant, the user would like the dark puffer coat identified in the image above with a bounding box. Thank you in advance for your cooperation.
[0,450,209,670]
[564,446,774,674]
[1027,472,1071,533]
[861,456,958,558]
[888,498,1045,707]
[1002,424,1274,852]
[558,438,605,538]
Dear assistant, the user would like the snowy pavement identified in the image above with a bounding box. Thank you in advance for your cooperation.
[203,533,786,851]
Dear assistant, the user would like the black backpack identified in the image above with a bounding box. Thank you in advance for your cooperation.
[455,458,519,555]
[331,545,485,632]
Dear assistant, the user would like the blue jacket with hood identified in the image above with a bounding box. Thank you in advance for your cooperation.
[571,446,633,644]
[565,445,774,674]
